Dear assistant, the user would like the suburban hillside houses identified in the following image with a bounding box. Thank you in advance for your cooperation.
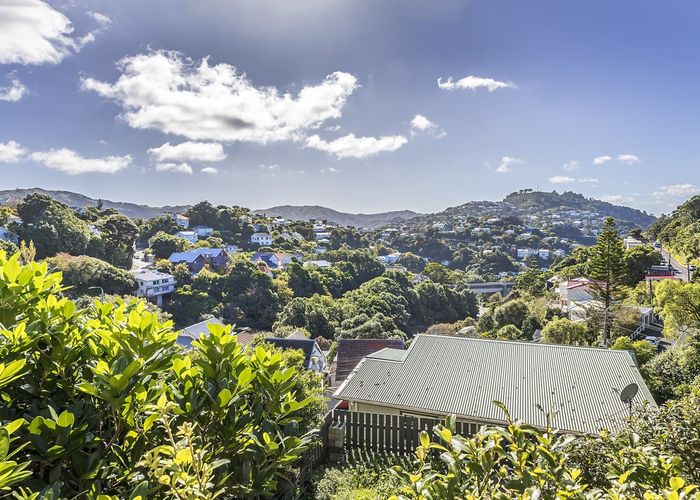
[252,251,302,271]
[250,232,273,246]
[192,225,214,238]
[172,213,189,228]
[175,230,198,244]
[168,248,229,273]
[334,334,656,435]
[132,269,176,306]
[265,337,328,373]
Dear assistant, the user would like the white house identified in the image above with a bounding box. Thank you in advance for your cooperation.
[250,232,273,246]
[192,225,214,238]
[224,244,240,254]
[517,248,538,259]
[173,214,189,228]
[175,231,198,244]
[538,249,551,260]
[0,227,19,244]
[132,269,176,306]
[624,237,643,249]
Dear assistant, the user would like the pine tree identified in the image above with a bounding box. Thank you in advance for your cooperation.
[588,217,627,344]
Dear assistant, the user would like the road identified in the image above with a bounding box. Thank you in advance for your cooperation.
[660,248,690,282]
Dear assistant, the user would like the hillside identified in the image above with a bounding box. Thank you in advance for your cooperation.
[0,188,189,219]
[256,205,419,228]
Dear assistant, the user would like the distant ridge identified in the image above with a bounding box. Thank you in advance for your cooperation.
[256,205,420,228]
[0,188,189,219]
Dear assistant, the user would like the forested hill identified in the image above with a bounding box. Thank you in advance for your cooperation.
[256,205,419,228]
[0,188,189,219]
[502,190,656,227]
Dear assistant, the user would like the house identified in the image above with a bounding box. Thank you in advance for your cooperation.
[334,335,656,435]
[272,217,288,227]
[624,237,643,249]
[0,227,19,244]
[333,338,406,385]
[175,230,198,244]
[224,244,240,254]
[265,338,328,372]
[557,278,598,308]
[177,318,226,348]
[250,232,273,246]
[517,248,538,259]
[191,225,214,238]
[172,214,189,228]
[304,260,332,269]
[377,252,402,265]
[132,269,176,306]
[252,252,300,271]
[168,248,229,273]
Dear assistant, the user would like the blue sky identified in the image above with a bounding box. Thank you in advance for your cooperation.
[1,0,699,215]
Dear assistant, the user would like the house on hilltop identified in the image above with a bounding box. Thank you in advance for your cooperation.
[168,248,229,273]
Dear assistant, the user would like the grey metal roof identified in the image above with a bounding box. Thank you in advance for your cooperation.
[334,334,656,435]
[366,348,407,362]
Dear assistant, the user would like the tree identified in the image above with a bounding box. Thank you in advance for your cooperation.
[423,262,456,284]
[541,317,589,345]
[15,193,90,258]
[653,280,700,336]
[610,336,656,366]
[588,217,627,344]
[186,200,219,227]
[149,231,189,259]
[625,245,662,285]
[493,299,530,330]
[45,253,137,296]
[284,261,327,298]
[89,213,139,268]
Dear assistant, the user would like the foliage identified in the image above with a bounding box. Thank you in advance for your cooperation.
[642,332,700,402]
[0,251,319,497]
[391,408,698,499]
[45,253,137,296]
[541,317,591,345]
[653,280,700,336]
[610,336,657,366]
[88,214,139,268]
[149,231,190,259]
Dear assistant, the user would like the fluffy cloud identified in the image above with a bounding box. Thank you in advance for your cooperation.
[82,51,359,144]
[148,141,226,163]
[548,175,598,184]
[652,184,700,198]
[0,140,26,163]
[31,148,130,174]
[562,160,579,171]
[0,1,108,65]
[437,75,516,92]
[410,114,445,138]
[258,163,280,172]
[201,166,218,174]
[155,162,193,174]
[593,155,612,165]
[601,195,635,204]
[0,79,27,102]
[495,156,525,173]
[305,133,407,159]
[617,153,641,165]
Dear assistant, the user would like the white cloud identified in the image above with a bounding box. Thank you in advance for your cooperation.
[305,133,407,159]
[31,148,130,174]
[437,75,516,92]
[201,166,218,174]
[652,184,700,198]
[593,155,612,165]
[495,156,525,173]
[549,175,599,185]
[0,1,107,65]
[87,11,112,29]
[155,162,193,174]
[148,141,226,163]
[562,160,579,171]
[0,79,27,102]
[617,153,641,165]
[82,50,359,144]
[601,195,635,204]
[258,163,280,172]
[0,141,26,163]
[321,166,339,174]
[409,114,445,138]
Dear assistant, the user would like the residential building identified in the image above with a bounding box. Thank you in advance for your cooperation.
[252,252,300,271]
[538,248,551,260]
[334,335,656,435]
[132,269,176,306]
[0,227,19,244]
[250,232,273,246]
[623,237,643,249]
[168,248,229,273]
[304,260,332,269]
[177,318,225,348]
[175,230,198,244]
[172,214,189,228]
[191,225,214,238]
[265,338,328,372]
[224,244,240,254]
[333,338,406,385]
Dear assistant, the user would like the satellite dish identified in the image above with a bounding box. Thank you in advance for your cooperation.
[619,383,639,405]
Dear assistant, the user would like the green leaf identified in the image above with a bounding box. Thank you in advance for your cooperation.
[217,388,232,408]
[57,411,74,428]
[670,476,685,491]
[419,430,430,449]
[0,429,9,461]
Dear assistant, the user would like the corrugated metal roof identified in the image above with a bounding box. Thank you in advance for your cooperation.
[334,334,656,435]
[335,339,406,383]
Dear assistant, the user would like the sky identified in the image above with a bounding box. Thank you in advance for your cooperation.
[1,0,699,215]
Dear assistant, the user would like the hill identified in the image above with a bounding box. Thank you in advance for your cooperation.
[256,205,419,228]
[0,188,189,219]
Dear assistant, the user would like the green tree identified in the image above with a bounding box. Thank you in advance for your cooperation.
[541,317,590,345]
[588,217,627,344]
[653,280,700,336]
[45,253,137,296]
[149,231,190,259]
[493,299,530,330]
[610,336,657,366]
